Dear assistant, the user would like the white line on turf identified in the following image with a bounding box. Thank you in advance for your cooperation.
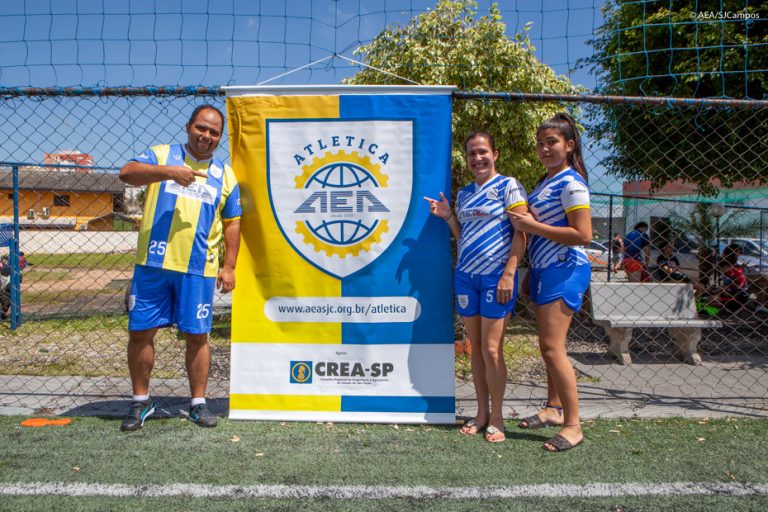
[1,482,768,499]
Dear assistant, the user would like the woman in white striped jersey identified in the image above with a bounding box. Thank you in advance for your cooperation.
[508,113,592,452]
[425,132,528,443]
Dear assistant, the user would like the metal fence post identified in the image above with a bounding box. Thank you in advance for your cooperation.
[760,210,766,275]
[607,195,614,282]
[10,164,21,329]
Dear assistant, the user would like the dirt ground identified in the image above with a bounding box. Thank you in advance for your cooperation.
[19,269,131,317]
[23,269,132,293]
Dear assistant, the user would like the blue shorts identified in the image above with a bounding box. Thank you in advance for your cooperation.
[454,270,518,319]
[128,265,215,334]
[529,265,591,312]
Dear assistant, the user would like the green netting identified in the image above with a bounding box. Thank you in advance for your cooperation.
[585,1,766,100]
[0,1,763,99]
[1,0,767,417]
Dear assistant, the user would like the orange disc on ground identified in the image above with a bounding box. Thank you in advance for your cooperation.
[20,418,72,427]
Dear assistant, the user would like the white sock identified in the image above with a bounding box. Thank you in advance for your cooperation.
[190,397,206,407]
[132,394,150,403]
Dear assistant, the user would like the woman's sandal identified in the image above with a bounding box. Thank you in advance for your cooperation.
[459,419,486,435]
[543,424,583,452]
[542,434,583,452]
[518,404,563,429]
[484,425,506,443]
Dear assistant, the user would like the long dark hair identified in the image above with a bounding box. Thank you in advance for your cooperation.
[536,112,587,182]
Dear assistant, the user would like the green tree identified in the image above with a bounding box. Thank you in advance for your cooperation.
[344,0,579,192]
[585,1,768,195]
[135,188,146,211]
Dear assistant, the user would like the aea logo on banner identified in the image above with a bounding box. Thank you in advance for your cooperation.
[268,120,413,278]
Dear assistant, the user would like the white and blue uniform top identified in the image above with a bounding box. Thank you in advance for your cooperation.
[527,168,590,269]
[455,174,527,275]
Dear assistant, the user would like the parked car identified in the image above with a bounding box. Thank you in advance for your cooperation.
[584,240,608,268]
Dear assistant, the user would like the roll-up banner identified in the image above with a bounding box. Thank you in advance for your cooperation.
[224,85,455,423]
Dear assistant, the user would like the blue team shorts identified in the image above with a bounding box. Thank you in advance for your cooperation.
[128,265,216,334]
[454,269,518,319]
[528,265,591,312]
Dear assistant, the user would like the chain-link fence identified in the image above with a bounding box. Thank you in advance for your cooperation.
[0,94,233,414]
[1,92,767,417]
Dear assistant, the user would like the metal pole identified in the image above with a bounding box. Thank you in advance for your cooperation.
[715,217,720,288]
[10,165,21,329]
[607,195,614,282]
[760,210,765,275]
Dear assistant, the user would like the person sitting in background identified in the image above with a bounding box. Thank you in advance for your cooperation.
[0,258,10,320]
[718,255,750,313]
[653,244,704,296]
[654,244,687,282]
[721,243,742,269]
[0,252,27,321]
[714,249,768,315]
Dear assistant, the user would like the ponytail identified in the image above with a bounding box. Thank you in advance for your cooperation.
[537,112,588,182]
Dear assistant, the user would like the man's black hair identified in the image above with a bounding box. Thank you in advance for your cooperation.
[187,105,225,130]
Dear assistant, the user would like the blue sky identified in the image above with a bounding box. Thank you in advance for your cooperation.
[0,0,619,194]
[0,0,603,89]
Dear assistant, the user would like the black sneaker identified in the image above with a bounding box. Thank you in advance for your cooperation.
[188,403,217,428]
[120,400,156,431]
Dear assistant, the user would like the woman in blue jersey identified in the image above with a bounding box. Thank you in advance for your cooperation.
[425,132,527,443]
[508,113,591,452]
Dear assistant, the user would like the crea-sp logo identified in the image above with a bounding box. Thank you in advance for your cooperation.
[268,122,413,279]
[289,361,312,384]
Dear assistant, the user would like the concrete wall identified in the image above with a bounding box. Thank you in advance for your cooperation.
[13,231,138,254]
[1,189,116,218]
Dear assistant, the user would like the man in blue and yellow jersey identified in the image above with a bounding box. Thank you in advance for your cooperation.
[119,105,241,431]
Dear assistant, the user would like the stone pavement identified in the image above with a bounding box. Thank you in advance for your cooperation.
[460,354,768,420]
[1,355,766,420]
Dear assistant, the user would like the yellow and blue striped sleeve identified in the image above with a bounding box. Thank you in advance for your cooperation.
[221,164,242,221]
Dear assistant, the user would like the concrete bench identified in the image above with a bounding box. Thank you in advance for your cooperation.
[590,282,721,366]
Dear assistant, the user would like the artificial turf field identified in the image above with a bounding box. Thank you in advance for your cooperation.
[0,415,766,511]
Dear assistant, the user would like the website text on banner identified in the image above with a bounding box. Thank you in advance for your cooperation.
[225,85,456,423]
